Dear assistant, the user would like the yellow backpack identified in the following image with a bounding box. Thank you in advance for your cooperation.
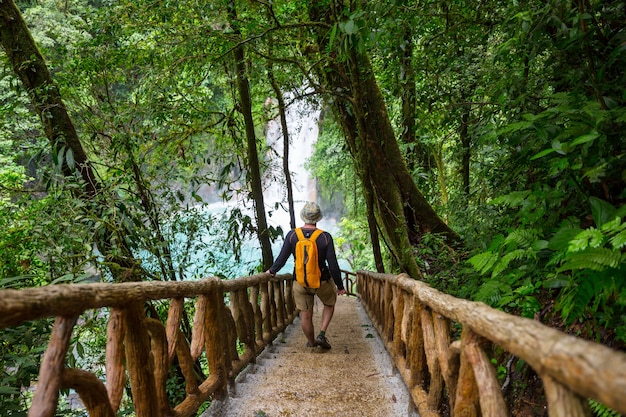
[294,228,324,288]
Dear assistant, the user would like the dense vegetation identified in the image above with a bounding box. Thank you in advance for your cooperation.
[1,0,625,415]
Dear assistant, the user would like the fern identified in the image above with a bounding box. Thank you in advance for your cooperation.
[609,228,626,249]
[504,229,540,248]
[559,247,624,272]
[467,251,499,275]
[557,275,596,324]
[568,228,605,251]
[489,190,531,207]
[491,249,529,278]
[588,399,622,417]
[475,280,512,306]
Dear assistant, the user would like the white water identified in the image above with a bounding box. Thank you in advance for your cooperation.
[169,92,346,280]
[263,94,320,229]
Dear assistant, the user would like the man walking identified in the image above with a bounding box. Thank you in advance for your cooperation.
[266,202,346,349]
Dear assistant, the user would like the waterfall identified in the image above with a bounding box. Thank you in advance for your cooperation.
[166,94,323,280]
[264,94,320,231]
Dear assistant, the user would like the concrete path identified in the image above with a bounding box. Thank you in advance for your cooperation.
[203,296,418,417]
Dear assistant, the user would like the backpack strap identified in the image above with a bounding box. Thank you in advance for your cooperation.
[295,227,323,242]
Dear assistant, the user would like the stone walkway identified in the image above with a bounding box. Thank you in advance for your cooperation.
[203,296,418,417]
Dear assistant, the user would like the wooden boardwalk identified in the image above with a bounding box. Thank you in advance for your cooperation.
[203,296,417,417]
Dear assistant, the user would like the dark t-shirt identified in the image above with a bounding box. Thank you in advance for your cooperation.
[268,227,344,290]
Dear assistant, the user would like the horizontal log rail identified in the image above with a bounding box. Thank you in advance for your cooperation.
[0,270,356,417]
[0,274,297,417]
[357,271,626,417]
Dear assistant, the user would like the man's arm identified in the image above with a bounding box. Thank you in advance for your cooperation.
[324,233,345,291]
[267,230,295,275]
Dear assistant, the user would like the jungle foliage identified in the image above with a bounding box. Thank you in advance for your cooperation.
[1,0,625,415]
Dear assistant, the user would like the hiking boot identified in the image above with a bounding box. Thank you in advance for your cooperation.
[306,341,315,348]
[315,335,331,349]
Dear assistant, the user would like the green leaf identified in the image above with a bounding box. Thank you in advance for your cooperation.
[559,247,623,272]
[65,148,75,170]
[0,386,19,395]
[552,139,567,155]
[328,23,338,49]
[610,229,626,249]
[549,227,583,251]
[570,132,600,147]
[543,275,570,288]
[568,228,604,251]
[590,197,617,227]
[76,341,84,358]
[530,147,556,160]
[467,251,498,275]
[344,19,358,35]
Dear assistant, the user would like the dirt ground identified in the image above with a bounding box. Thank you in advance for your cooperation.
[202,295,418,417]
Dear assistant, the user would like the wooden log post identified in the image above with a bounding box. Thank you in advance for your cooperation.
[166,298,184,362]
[463,332,508,417]
[222,303,239,370]
[285,279,295,316]
[407,297,427,388]
[146,318,174,417]
[421,308,444,410]
[233,289,255,357]
[542,374,591,417]
[453,327,481,417]
[261,282,271,342]
[191,295,208,361]
[400,292,412,360]
[230,290,244,357]
[204,283,228,399]
[61,368,115,417]
[268,280,277,332]
[175,329,200,396]
[433,313,456,410]
[273,280,285,328]
[241,288,256,353]
[250,285,263,345]
[383,280,393,342]
[28,315,78,417]
[105,307,126,412]
[123,302,161,417]
[392,287,405,361]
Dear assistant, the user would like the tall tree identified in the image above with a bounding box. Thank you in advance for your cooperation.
[0,0,138,279]
[226,0,273,270]
[305,1,460,277]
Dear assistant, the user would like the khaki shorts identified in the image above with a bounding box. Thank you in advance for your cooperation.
[293,279,337,311]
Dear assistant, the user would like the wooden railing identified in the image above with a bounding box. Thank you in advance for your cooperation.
[0,270,357,417]
[0,274,300,417]
[357,271,626,417]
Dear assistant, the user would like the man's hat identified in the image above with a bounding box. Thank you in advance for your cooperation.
[300,201,323,224]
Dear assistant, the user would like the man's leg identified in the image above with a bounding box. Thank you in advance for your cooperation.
[314,281,338,349]
[300,308,316,346]
[293,284,316,347]
[320,304,335,333]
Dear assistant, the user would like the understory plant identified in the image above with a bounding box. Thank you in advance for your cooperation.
[468,93,626,345]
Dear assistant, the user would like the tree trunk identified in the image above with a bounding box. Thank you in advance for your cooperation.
[0,0,97,197]
[268,66,297,230]
[306,1,460,277]
[460,108,471,199]
[227,0,273,270]
[0,0,137,277]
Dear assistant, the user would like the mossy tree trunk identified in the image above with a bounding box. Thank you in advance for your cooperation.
[306,1,460,277]
[0,0,138,278]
